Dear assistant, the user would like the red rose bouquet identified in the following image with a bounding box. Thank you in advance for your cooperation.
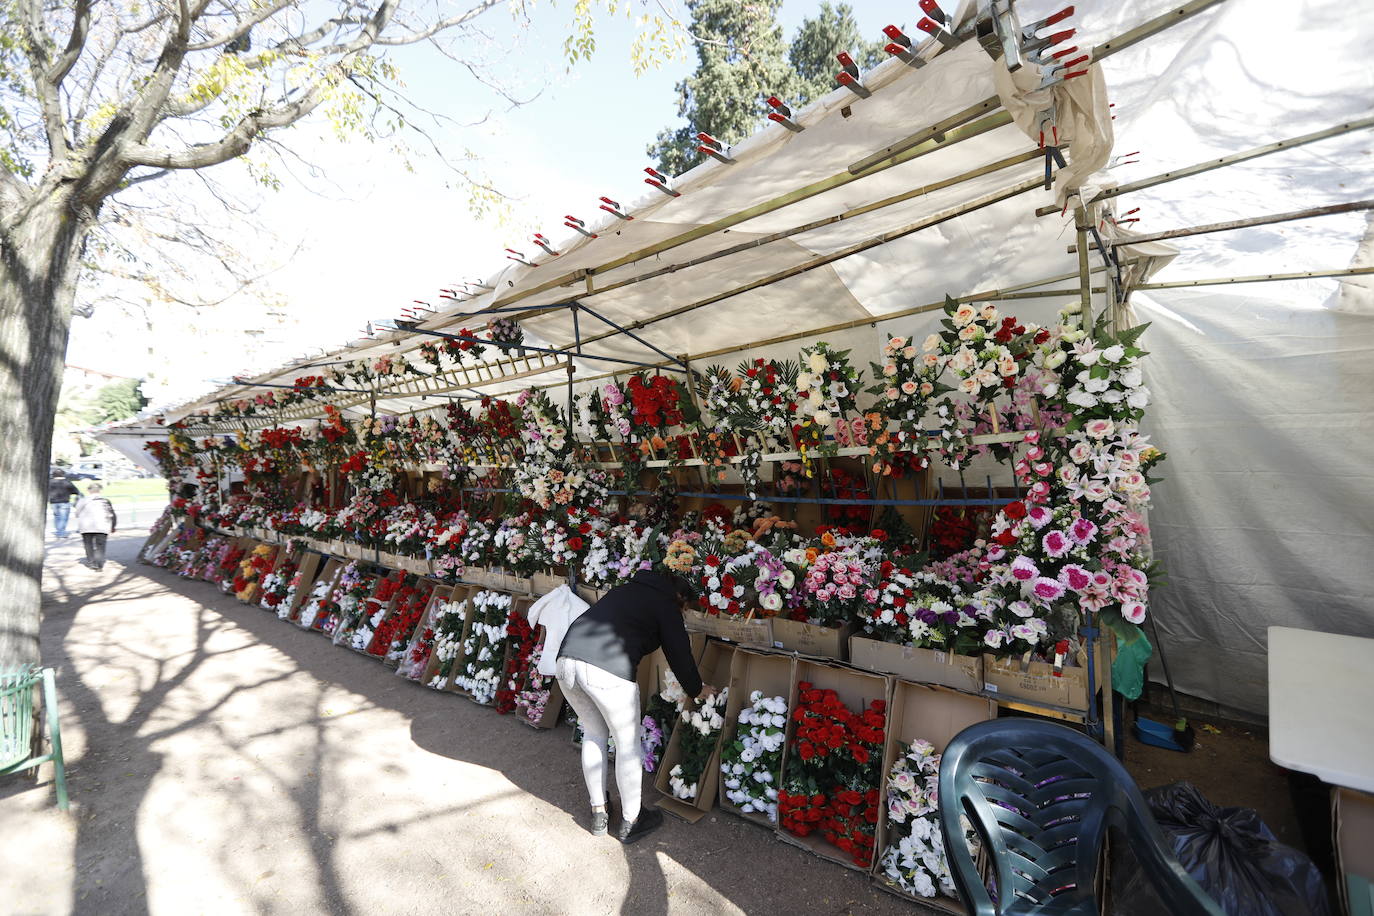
[778,681,887,867]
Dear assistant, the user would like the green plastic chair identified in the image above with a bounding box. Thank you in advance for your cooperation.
[1,665,69,810]
[938,718,1221,916]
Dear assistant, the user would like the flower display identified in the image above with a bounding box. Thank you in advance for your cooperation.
[879,739,967,899]
[487,317,524,349]
[426,597,470,687]
[719,691,788,822]
[667,687,729,801]
[778,682,886,867]
[453,590,514,704]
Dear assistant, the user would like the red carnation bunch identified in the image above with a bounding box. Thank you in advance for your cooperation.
[778,681,886,867]
[495,612,537,714]
[371,581,433,659]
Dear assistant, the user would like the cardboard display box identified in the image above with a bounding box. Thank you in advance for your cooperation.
[397,585,454,680]
[849,635,983,695]
[531,571,566,596]
[636,633,708,712]
[717,649,796,828]
[982,639,1112,711]
[772,619,856,661]
[684,609,773,650]
[419,586,475,690]
[775,659,890,872]
[281,552,325,622]
[296,557,343,630]
[1335,788,1374,916]
[653,641,738,823]
[872,680,997,911]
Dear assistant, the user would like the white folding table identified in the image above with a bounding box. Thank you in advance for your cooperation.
[1268,626,1374,792]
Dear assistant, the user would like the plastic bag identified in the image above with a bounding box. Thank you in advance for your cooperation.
[1113,781,1330,916]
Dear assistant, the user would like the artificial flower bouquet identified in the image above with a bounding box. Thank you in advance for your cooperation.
[879,739,964,900]
[778,677,887,869]
[452,590,515,704]
[494,610,537,715]
[425,595,471,689]
[258,558,297,614]
[641,692,679,773]
[370,579,434,665]
[666,687,729,801]
[719,691,789,823]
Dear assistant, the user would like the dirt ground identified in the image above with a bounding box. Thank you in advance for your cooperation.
[2,530,1316,915]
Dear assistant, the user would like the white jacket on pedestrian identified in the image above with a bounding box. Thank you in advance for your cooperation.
[74,496,117,535]
[526,584,590,676]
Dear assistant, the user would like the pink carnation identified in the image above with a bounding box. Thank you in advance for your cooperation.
[1059,564,1092,592]
[1070,517,1099,545]
[1027,506,1053,529]
[1010,556,1039,581]
[1031,577,1065,602]
[1042,530,1071,558]
[1122,601,1146,623]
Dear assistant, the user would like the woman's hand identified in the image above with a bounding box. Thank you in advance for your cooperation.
[697,684,718,701]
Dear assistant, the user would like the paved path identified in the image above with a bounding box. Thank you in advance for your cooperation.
[3,532,937,916]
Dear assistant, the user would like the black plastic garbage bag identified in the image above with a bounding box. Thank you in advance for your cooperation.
[1113,781,1330,916]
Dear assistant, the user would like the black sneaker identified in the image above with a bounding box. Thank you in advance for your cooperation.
[591,808,609,836]
[616,807,664,844]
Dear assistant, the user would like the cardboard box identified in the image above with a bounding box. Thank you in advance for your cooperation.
[653,640,737,823]
[772,619,856,661]
[982,639,1111,711]
[849,636,983,694]
[531,571,565,595]
[717,649,796,828]
[281,552,324,622]
[872,680,997,909]
[1335,788,1374,916]
[421,586,476,691]
[297,558,343,630]
[636,633,709,711]
[400,555,431,577]
[775,659,890,872]
[396,585,453,681]
[684,609,773,650]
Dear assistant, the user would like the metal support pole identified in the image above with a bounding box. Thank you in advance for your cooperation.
[572,300,690,370]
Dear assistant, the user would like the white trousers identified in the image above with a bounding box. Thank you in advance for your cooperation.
[555,657,644,822]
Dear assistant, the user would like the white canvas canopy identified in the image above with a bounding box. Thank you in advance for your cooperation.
[100,0,1374,715]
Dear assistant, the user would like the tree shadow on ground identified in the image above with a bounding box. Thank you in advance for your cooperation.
[26,534,932,916]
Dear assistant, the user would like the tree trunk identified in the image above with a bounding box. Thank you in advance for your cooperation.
[0,192,88,670]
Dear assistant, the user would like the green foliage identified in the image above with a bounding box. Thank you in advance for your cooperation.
[788,2,884,106]
[649,0,885,174]
[647,0,795,175]
[93,378,147,424]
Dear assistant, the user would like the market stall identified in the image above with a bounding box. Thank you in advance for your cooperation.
[100,0,1374,908]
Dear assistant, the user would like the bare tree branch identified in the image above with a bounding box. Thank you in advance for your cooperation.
[48,0,95,89]
[372,0,505,46]
[122,84,327,169]
[18,0,70,161]
[185,0,293,52]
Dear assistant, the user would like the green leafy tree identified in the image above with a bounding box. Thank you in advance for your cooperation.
[0,0,676,669]
[789,2,885,106]
[647,0,795,175]
[649,0,887,174]
[93,378,148,424]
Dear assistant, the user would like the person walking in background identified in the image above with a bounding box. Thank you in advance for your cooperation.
[74,483,117,570]
[48,469,80,538]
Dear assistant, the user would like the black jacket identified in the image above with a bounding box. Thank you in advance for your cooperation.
[558,569,703,696]
[48,478,80,504]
